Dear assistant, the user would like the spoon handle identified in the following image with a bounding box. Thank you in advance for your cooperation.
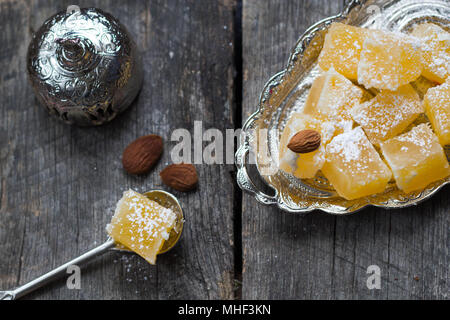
[1,239,115,300]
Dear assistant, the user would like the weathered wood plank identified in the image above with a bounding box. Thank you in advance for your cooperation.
[242,0,449,299]
[0,0,237,299]
[241,0,345,300]
[2,0,448,300]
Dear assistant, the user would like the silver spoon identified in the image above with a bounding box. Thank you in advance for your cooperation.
[0,190,184,300]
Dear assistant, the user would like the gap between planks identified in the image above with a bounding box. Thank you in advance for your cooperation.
[232,0,243,300]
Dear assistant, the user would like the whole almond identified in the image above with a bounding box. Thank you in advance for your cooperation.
[287,129,321,153]
[122,134,163,175]
[160,163,198,192]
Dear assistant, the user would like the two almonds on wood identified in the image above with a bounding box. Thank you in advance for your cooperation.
[122,134,198,191]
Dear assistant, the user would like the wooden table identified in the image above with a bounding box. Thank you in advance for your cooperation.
[0,0,448,300]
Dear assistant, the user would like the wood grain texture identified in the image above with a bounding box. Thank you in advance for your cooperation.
[241,0,449,299]
[0,0,448,300]
[0,0,237,299]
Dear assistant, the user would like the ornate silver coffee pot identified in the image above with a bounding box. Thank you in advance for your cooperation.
[27,6,143,126]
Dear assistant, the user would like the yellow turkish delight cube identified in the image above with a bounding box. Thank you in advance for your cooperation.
[380,124,450,193]
[303,67,363,125]
[279,113,338,179]
[411,23,450,84]
[318,22,368,80]
[350,84,423,146]
[358,31,423,90]
[107,189,177,264]
[424,79,450,145]
[322,127,392,200]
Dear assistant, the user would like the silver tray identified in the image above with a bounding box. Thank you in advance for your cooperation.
[235,0,450,214]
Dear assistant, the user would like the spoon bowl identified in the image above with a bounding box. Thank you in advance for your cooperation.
[144,190,184,254]
[110,190,184,254]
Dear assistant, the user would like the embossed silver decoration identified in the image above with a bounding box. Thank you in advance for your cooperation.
[27,6,143,126]
[236,0,450,214]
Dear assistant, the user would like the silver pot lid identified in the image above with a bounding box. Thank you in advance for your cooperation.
[27,6,143,126]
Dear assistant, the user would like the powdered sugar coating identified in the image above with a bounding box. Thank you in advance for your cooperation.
[424,80,450,145]
[278,112,353,179]
[326,127,366,163]
[358,30,423,90]
[107,189,177,264]
[350,84,423,146]
[322,127,392,200]
[411,23,450,84]
[318,22,367,80]
[304,67,363,123]
[380,124,450,193]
